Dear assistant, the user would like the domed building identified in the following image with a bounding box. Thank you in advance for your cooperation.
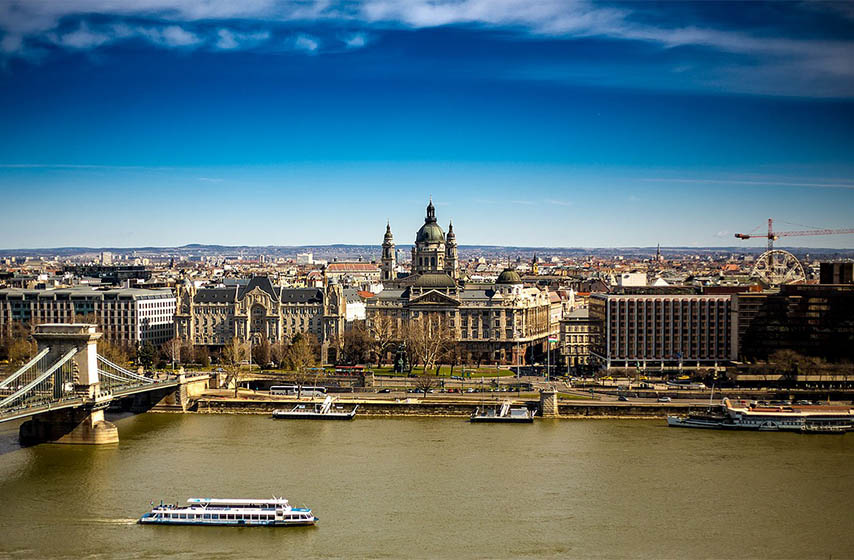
[367,199,552,366]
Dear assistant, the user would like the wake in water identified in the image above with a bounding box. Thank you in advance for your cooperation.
[76,518,138,525]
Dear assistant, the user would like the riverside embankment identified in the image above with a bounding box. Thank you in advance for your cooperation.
[191,394,698,418]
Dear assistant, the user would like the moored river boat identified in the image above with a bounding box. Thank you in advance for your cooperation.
[470,400,534,423]
[272,395,358,420]
[668,398,854,433]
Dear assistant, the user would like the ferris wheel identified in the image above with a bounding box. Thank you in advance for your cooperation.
[735,218,854,286]
[750,249,806,286]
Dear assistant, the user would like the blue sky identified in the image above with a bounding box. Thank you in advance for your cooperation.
[1,1,853,249]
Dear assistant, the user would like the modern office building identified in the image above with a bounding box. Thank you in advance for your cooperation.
[734,284,854,363]
[819,262,853,285]
[589,293,734,370]
[0,287,176,347]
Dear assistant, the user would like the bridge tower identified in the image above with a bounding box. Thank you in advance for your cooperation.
[19,324,119,445]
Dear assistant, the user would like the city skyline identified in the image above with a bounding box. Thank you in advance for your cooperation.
[1,1,853,248]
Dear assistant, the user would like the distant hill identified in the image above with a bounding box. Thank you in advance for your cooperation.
[2,243,853,260]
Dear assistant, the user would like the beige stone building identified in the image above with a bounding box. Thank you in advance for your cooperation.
[174,276,344,356]
[559,307,597,371]
[367,200,552,365]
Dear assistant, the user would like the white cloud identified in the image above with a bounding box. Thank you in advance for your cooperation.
[216,29,239,49]
[293,33,319,53]
[216,28,270,50]
[0,0,851,95]
[0,32,21,53]
[343,32,368,49]
[545,199,572,207]
[52,22,110,49]
[141,24,199,47]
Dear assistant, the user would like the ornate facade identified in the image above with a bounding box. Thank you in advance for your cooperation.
[174,276,344,353]
[366,200,551,365]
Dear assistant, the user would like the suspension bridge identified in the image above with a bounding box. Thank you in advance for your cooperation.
[0,324,209,445]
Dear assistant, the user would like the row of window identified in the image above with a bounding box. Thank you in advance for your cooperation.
[154,512,304,521]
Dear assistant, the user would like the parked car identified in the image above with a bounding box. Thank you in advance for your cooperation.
[657,396,672,403]
[376,388,391,393]
[617,395,629,402]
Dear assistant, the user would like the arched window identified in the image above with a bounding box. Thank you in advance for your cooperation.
[431,256,436,267]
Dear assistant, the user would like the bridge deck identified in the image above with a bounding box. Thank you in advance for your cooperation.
[0,379,180,424]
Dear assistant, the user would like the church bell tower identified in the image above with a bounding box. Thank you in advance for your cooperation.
[381,221,396,282]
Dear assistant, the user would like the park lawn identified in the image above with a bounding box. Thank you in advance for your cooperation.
[558,392,594,400]
[371,365,515,378]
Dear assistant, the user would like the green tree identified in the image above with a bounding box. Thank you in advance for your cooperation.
[137,341,157,369]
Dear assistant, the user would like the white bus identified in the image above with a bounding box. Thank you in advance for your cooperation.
[270,385,327,397]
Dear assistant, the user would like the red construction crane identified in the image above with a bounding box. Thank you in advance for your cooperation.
[735,218,854,251]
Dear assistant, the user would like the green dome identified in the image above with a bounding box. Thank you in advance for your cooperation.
[496,269,522,284]
[414,273,456,288]
[416,221,445,244]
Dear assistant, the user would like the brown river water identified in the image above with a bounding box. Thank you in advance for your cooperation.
[0,413,852,559]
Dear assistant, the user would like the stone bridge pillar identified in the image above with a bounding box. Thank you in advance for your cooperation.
[20,324,118,445]
[539,389,559,418]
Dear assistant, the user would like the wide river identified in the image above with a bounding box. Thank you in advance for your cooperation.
[1,413,852,559]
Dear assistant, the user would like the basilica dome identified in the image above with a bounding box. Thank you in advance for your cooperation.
[416,221,445,244]
[415,199,445,244]
[496,269,522,284]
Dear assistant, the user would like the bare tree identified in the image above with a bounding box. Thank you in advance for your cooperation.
[251,336,272,369]
[180,341,196,365]
[286,333,318,398]
[403,314,454,374]
[99,339,132,367]
[369,313,396,366]
[341,321,372,365]
[271,339,290,369]
[413,371,438,395]
[221,337,249,397]
[196,346,211,367]
[162,338,182,370]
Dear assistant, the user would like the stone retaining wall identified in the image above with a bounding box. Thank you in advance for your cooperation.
[192,397,695,418]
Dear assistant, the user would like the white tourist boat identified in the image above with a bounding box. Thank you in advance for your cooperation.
[272,395,358,420]
[138,497,317,527]
[667,398,854,433]
[470,400,534,423]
